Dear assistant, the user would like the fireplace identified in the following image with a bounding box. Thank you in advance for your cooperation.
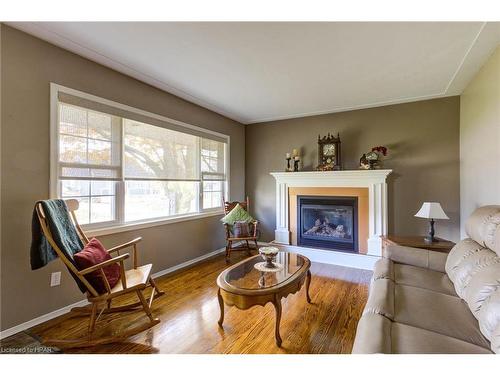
[271,170,391,257]
[297,195,358,252]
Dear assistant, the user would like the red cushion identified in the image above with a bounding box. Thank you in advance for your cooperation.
[73,238,120,294]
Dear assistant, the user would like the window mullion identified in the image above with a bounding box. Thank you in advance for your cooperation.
[198,137,203,213]
[117,117,125,224]
[86,111,91,223]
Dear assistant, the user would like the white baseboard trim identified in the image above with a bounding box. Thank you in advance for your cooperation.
[151,247,225,279]
[0,246,226,340]
[267,241,379,270]
[0,299,88,340]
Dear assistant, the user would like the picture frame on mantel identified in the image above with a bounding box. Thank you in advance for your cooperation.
[316,133,342,171]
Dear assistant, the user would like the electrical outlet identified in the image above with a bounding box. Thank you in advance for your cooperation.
[50,272,61,287]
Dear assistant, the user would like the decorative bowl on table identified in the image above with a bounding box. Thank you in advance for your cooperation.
[259,246,279,268]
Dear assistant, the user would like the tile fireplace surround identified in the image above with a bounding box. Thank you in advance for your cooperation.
[270,170,392,269]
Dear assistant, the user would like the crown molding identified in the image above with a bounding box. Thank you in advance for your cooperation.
[245,92,451,124]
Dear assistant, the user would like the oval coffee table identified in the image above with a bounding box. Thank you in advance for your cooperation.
[216,251,311,347]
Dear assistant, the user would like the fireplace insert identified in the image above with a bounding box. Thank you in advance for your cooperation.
[297,195,358,252]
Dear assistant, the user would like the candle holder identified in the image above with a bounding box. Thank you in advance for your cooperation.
[285,156,292,172]
[293,156,300,172]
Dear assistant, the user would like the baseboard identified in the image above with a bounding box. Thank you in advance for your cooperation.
[151,247,225,279]
[0,246,226,340]
[0,299,88,340]
[268,241,379,270]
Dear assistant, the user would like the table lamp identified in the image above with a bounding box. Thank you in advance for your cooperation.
[414,202,449,243]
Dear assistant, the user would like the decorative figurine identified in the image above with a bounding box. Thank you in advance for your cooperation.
[359,153,370,169]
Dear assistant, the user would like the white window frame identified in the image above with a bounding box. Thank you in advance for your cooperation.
[50,83,230,236]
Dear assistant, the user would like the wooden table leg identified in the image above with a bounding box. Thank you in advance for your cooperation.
[305,270,312,303]
[272,295,282,347]
[217,288,224,327]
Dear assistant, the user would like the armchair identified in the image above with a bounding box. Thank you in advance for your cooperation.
[223,197,259,261]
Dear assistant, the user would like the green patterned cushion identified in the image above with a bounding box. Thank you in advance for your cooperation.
[221,204,254,226]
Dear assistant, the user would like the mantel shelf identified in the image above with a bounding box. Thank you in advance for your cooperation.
[271,169,392,181]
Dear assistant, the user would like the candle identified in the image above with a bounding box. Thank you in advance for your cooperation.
[286,152,291,158]
[292,149,298,157]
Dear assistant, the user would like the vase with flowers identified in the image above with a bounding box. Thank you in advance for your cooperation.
[360,146,388,170]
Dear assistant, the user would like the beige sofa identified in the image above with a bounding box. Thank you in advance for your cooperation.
[352,206,500,354]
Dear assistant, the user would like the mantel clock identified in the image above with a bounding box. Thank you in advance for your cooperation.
[316,133,341,171]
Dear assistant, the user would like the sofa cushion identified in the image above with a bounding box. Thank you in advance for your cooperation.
[465,205,500,248]
[478,288,500,342]
[445,238,484,277]
[384,244,429,268]
[394,284,490,348]
[391,323,492,354]
[232,221,251,237]
[384,244,447,272]
[353,312,493,354]
[221,204,254,226]
[394,264,456,296]
[449,247,499,298]
[464,262,500,318]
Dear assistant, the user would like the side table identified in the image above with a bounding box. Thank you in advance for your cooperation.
[381,235,455,255]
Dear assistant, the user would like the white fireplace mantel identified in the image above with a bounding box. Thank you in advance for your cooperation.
[270,169,392,256]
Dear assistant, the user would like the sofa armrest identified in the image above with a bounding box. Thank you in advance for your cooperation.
[384,244,447,272]
[352,313,392,353]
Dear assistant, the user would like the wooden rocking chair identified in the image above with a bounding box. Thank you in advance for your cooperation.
[223,197,259,261]
[35,199,165,348]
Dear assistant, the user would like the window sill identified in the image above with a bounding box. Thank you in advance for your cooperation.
[85,210,225,237]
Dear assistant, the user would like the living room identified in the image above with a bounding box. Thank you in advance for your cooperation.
[1,0,500,371]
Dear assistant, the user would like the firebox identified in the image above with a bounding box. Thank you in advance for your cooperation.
[297,195,358,252]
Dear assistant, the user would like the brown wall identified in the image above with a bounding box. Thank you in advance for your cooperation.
[0,26,245,330]
[245,97,461,244]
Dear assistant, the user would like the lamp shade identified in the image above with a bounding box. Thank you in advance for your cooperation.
[414,202,449,220]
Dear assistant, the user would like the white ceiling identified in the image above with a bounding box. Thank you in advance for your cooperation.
[9,22,500,124]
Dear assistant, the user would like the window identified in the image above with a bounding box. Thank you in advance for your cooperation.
[58,104,121,225]
[51,84,229,231]
[201,139,225,209]
[123,119,200,221]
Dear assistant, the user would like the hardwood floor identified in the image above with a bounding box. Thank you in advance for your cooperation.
[25,252,371,354]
